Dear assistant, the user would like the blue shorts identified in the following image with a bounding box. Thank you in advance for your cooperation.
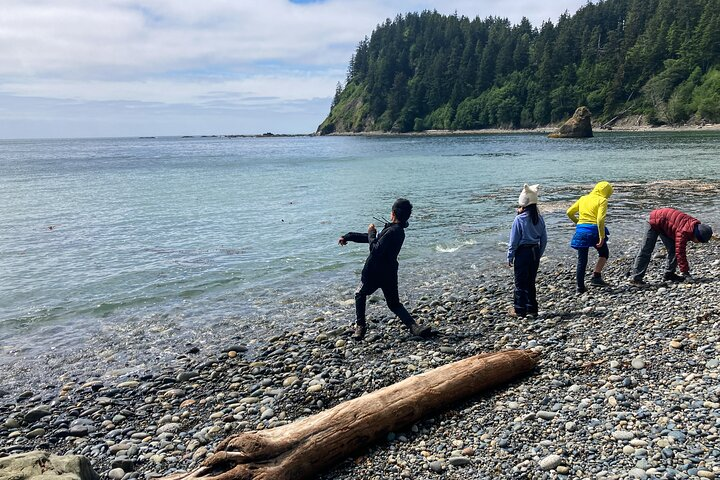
[571,224,609,249]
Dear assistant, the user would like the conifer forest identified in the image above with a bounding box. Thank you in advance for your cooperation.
[318,0,720,133]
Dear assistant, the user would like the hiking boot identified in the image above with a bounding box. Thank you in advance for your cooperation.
[409,323,430,337]
[629,278,647,286]
[351,324,366,341]
[663,272,686,283]
[590,276,608,288]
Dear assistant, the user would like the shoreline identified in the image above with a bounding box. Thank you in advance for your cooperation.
[2,179,718,397]
[322,123,720,136]
[2,239,720,479]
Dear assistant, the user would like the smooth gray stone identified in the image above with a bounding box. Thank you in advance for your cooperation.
[539,454,563,470]
[537,411,558,420]
[24,407,51,423]
[628,468,648,479]
[108,468,125,480]
[448,456,471,466]
[612,430,635,441]
[176,371,200,382]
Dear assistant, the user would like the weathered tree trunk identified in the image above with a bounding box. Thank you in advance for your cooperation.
[165,349,540,480]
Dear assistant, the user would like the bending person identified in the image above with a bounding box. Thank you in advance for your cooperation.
[566,181,613,293]
[630,208,712,285]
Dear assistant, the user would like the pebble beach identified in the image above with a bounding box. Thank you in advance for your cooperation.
[2,235,720,480]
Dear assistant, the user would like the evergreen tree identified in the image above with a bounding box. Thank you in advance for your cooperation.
[331,82,343,110]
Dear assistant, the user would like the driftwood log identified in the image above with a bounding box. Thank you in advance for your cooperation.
[165,349,540,480]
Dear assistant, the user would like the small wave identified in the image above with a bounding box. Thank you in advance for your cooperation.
[443,152,520,158]
[435,239,476,253]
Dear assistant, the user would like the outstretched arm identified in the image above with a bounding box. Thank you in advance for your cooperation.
[340,232,370,244]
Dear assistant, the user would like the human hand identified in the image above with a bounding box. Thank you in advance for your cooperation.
[338,236,347,246]
[368,223,377,235]
[596,237,605,248]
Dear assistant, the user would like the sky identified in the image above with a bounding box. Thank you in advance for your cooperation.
[0,0,590,139]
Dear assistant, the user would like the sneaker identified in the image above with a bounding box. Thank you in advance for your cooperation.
[590,276,608,287]
[663,272,686,283]
[351,324,366,341]
[409,323,430,337]
[629,278,647,286]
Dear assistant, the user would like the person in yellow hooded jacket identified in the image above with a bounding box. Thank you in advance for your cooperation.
[566,181,613,293]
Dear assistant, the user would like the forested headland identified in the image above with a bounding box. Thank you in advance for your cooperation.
[317,0,720,134]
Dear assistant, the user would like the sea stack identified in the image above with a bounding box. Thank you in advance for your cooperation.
[548,106,593,138]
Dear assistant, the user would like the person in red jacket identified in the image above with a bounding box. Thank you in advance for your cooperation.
[630,208,713,285]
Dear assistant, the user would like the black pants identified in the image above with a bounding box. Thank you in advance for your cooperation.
[513,245,540,316]
[576,242,609,288]
[355,276,415,328]
[632,221,676,281]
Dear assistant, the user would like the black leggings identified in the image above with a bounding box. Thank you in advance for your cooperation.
[355,278,415,327]
[513,245,541,316]
[576,243,609,288]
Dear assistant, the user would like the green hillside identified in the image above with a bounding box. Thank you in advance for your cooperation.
[318,0,720,134]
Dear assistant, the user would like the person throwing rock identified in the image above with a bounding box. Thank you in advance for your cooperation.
[338,198,430,341]
[630,208,713,285]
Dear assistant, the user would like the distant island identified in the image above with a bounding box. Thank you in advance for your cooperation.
[171,133,313,139]
[318,0,720,134]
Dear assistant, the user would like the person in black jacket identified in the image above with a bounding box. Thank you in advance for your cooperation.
[339,198,429,341]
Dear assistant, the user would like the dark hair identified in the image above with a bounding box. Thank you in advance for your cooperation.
[392,198,413,227]
[523,204,540,225]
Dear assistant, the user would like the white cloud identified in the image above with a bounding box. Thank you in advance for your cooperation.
[399,0,589,25]
[1,72,344,104]
[0,0,385,77]
[0,0,590,137]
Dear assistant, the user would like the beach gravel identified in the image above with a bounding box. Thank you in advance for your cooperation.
[2,242,720,479]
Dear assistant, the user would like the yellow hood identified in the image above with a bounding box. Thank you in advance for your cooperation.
[567,181,612,238]
[592,181,613,198]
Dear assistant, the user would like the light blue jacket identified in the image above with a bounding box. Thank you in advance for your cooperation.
[508,211,547,263]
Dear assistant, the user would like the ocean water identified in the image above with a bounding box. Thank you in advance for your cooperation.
[1,132,720,386]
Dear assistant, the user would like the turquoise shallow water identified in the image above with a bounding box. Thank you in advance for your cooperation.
[1,132,720,383]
